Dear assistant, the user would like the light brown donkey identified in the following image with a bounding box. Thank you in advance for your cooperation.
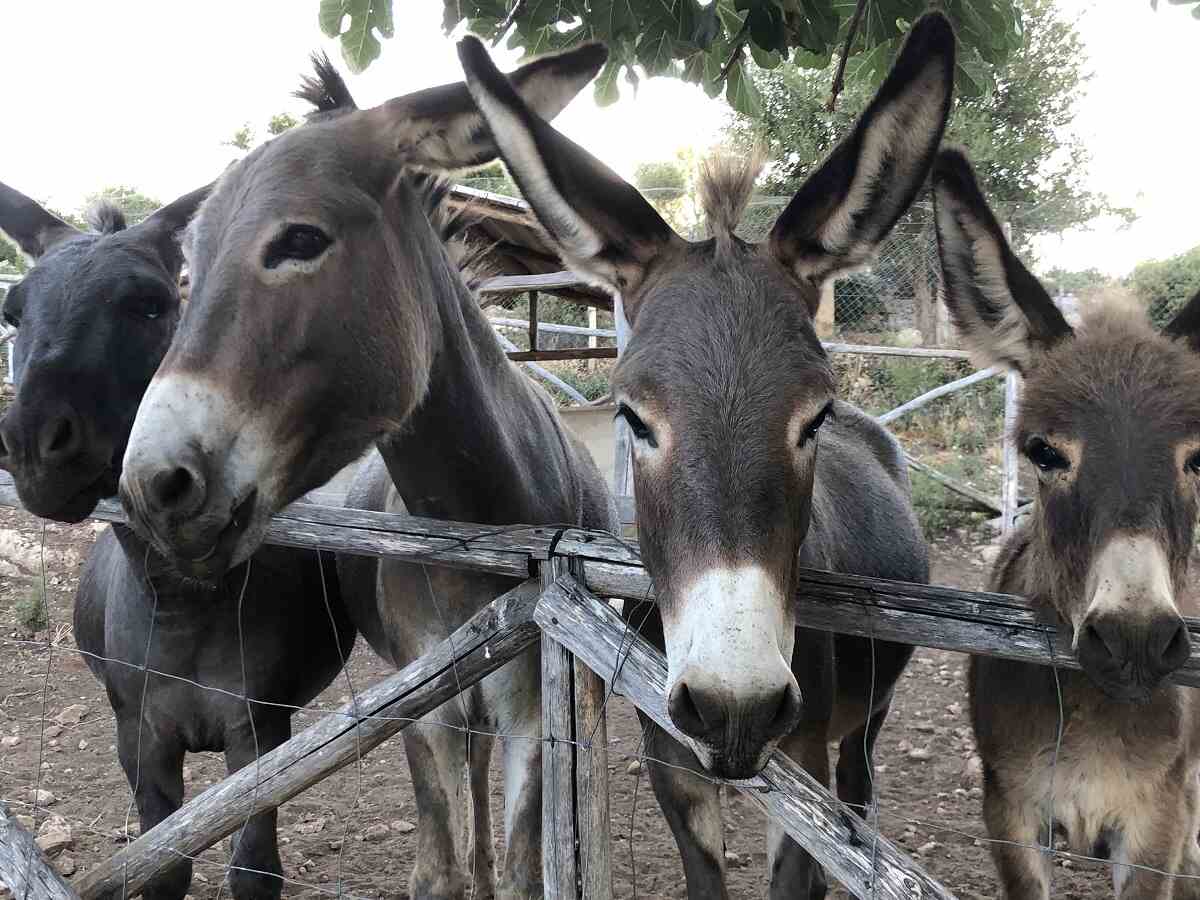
[933,147,1200,900]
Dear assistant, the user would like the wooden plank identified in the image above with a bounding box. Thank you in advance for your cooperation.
[479,272,591,296]
[74,582,543,900]
[0,803,79,900]
[541,559,579,900]
[534,577,958,900]
[822,342,971,360]
[506,348,617,362]
[877,367,1000,425]
[489,317,617,340]
[554,549,1200,689]
[528,290,539,353]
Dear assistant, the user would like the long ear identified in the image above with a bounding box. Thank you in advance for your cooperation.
[136,183,213,277]
[373,41,608,171]
[457,35,682,304]
[932,148,1072,373]
[768,12,955,298]
[1164,288,1200,354]
[0,180,79,259]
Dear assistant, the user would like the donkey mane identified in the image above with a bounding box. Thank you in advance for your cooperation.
[294,52,358,118]
[84,200,127,234]
[697,148,764,244]
[410,173,497,292]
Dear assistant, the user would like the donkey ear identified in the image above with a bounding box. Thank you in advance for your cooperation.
[457,35,682,303]
[137,183,213,277]
[375,41,608,171]
[1164,288,1200,354]
[0,180,79,259]
[769,13,955,299]
[932,148,1072,374]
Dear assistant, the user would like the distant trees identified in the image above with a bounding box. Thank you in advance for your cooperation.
[1127,246,1200,326]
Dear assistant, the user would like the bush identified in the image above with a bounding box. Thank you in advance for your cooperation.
[15,580,48,633]
[1127,245,1200,326]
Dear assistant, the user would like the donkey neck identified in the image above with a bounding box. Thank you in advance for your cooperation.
[376,248,576,527]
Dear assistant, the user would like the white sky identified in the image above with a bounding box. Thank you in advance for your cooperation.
[3,1,1195,276]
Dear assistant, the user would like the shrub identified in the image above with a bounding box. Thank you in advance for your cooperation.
[15,580,48,633]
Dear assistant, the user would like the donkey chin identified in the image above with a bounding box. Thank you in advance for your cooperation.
[1071,535,1192,703]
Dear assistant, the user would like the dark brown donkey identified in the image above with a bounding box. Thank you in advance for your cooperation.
[118,49,614,900]
[933,147,1200,900]
[457,15,951,899]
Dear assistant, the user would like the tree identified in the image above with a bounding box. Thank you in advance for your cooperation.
[84,186,162,226]
[225,112,301,154]
[460,160,520,197]
[318,0,1023,115]
[1041,267,1112,297]
[728,0,1134,254]
[0,235,27,275]
[1127,245,1200,326]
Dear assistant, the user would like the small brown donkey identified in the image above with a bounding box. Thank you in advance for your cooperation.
[934,147,1200,900]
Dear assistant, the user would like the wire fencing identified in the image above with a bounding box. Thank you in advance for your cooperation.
[5,481,1200,900]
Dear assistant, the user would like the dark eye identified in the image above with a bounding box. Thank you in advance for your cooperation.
[616,403,657,448]
[264,224,332,269]
[2,309,17,328]
[801,402,834,447]
[123,294,167,320]
[1186,450,1200,475]
[1026,437,1068,472]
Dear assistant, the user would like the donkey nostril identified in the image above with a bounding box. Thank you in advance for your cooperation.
[1157,621,1191,672]
[46,417,73,454]
[151,466,198,510]
[767,681,804,736]
[667,681,710,740]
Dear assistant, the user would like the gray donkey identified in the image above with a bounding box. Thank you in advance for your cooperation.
[0,182,354,900]
[933,147,1200,900]
[117,48,614,900]
[456,15,951,899]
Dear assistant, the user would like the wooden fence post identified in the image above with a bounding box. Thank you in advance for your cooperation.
[528,290,540,352]
[0,803,79,900]
[540,557,612,900]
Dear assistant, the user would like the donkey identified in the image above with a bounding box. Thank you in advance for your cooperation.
[0,181,355,900]
[117,48,614,900]
[933,148,1200,900]
[456,15,950,898]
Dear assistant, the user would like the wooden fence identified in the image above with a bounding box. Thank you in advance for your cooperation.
[6,473,1200,900]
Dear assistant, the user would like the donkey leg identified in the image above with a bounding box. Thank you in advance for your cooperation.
[493,651,541,900]
[980,781,1049,900]
[768,733,830,900]
[1113,788,1196,900]
[638,713,729,900]
[406,710,472,900]
[835,701,890,817]
[224,716,290,900]
[467,729,498,900]
[114,718,191,900]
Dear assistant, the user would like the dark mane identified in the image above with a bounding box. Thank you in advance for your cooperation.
[84,200,127,234]
[409,173,497,290]
[294,52,357,118]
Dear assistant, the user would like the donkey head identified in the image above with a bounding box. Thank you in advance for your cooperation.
[934,149,1199,700]
[0,181,206,521]
[459,15,955,776]
[118,46,606,580]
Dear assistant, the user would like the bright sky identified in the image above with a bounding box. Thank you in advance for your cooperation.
[3,1,1195,277]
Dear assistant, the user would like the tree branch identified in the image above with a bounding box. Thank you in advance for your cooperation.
[719,20,751,81]
[826,0,869,112]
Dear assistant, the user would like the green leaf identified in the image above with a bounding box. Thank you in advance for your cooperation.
[716,0,748,35]
[725,59,763,116]
[593,56,622,106]
[636,21,676,75]
[590,0,639,41]
[319,0,346,38]
[749,44,782,68]
[792,46,831,69]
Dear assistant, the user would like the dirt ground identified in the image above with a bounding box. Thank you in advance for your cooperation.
[0,507,1117,899]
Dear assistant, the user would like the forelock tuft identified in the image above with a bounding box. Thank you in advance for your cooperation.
[295,52,357,118]
[698,147,765,242]
[84,200,127,234]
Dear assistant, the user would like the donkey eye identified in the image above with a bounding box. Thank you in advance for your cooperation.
[2,310,18,328]
[1186,450,1200,475]
[616,404,657,448]
[124,294,166,321]
[1026,437,1068,472]
[264,225,332,268]
[801,402,834,447]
